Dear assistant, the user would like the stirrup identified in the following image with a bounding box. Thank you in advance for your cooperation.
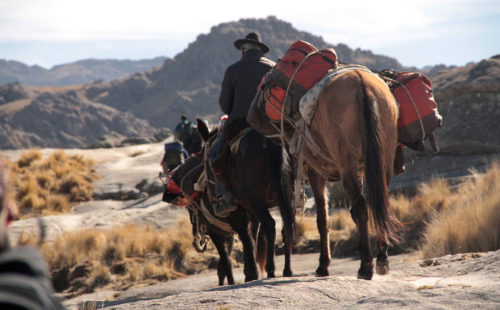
[214,195,237,218]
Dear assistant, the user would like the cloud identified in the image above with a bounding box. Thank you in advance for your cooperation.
[1,0,496,41]
[0,0,498,67]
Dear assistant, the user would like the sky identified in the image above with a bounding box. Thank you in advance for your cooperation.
[0,0,499,69]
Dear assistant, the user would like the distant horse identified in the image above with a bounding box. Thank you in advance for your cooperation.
[252,66,402,280]
[163,121,295,282]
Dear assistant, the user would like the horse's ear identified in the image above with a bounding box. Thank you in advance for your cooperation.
[196,118,209,142]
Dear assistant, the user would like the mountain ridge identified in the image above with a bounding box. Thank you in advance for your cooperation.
[0,57,167,87]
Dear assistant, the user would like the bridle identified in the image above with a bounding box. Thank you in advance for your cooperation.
[160,157,203,208]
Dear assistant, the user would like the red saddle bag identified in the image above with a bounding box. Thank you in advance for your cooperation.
[388,71,442,150]
[263,40,338,121]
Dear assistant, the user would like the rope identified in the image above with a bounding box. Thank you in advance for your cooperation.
[279,51,322,146]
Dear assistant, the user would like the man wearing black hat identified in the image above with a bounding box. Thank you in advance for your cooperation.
[209,32,275,217]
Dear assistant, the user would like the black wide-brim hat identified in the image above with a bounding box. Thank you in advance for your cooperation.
[234,32,270,54]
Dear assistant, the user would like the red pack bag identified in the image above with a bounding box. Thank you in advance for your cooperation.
[380,70,442,151]
[264,86,286,121]
[263,40,338,121]
[272,40,338,90]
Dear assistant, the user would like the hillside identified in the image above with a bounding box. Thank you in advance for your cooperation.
[0,57,167,87]
[0,85,159,149]
[85,16,404,129]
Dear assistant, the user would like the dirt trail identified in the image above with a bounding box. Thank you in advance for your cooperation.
[66,250,500,310]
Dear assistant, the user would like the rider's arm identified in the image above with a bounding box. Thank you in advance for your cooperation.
[219,68,234,115]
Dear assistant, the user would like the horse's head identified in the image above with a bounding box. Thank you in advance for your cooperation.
[162,154,203,207]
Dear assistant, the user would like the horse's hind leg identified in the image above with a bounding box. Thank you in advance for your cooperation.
[376,238,389,275]
[343,173,374,280]
[375,167,394,275]
[307,168,330,276]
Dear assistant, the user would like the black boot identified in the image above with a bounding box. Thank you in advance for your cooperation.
[214,191,237,217]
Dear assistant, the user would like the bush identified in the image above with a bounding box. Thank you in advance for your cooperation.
[21,218,206,295]
[8,150,98,217]
[419,162,500,258]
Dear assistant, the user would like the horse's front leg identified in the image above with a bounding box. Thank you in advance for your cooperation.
[228,209,258,282]
[307,168,330,276]
[208,231,234,285]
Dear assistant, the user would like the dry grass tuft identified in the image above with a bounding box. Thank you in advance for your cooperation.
[295,216,318,242]
[19,217,216,295]
[7,150,98,217]
[329,209,355,231]
[419,162,500,258]
[16,149,42,168]
[298,163,500,258]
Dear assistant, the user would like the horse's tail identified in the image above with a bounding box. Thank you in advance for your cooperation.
[267,139,295,251]
[255,223,267,275]
[358,71,401,244]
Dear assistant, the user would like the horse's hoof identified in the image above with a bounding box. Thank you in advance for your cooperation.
[376,260,390,275]
[267,272,276,278]
[316,266,329,277]
[357,268,373,280]
[283,269,293,277]
[245,275,258,282]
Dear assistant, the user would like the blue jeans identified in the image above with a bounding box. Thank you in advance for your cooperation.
[209,134,227,198]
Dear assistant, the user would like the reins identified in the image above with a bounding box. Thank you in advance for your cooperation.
[178,162,204,212]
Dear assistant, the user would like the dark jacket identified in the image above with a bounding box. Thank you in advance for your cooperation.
[0,246,66,309]
[219,49,275,132]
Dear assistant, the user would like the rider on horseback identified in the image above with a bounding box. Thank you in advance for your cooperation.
[209,32,275,217]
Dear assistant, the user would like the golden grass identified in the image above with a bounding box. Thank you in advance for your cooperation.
[297,162,500,259]
[391,178,452,225]
[295,215,318,241]
[14,215,240,296]
[7,149,98,217]
[15,217,221,295]
[419,163,500,258]
[329,209,356,232]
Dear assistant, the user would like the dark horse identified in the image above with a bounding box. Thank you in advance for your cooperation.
[162,154,239,285]
[163,120,295,283]
[250,66,403,280]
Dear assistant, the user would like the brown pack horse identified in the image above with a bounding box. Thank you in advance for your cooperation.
[251,67,403,280]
